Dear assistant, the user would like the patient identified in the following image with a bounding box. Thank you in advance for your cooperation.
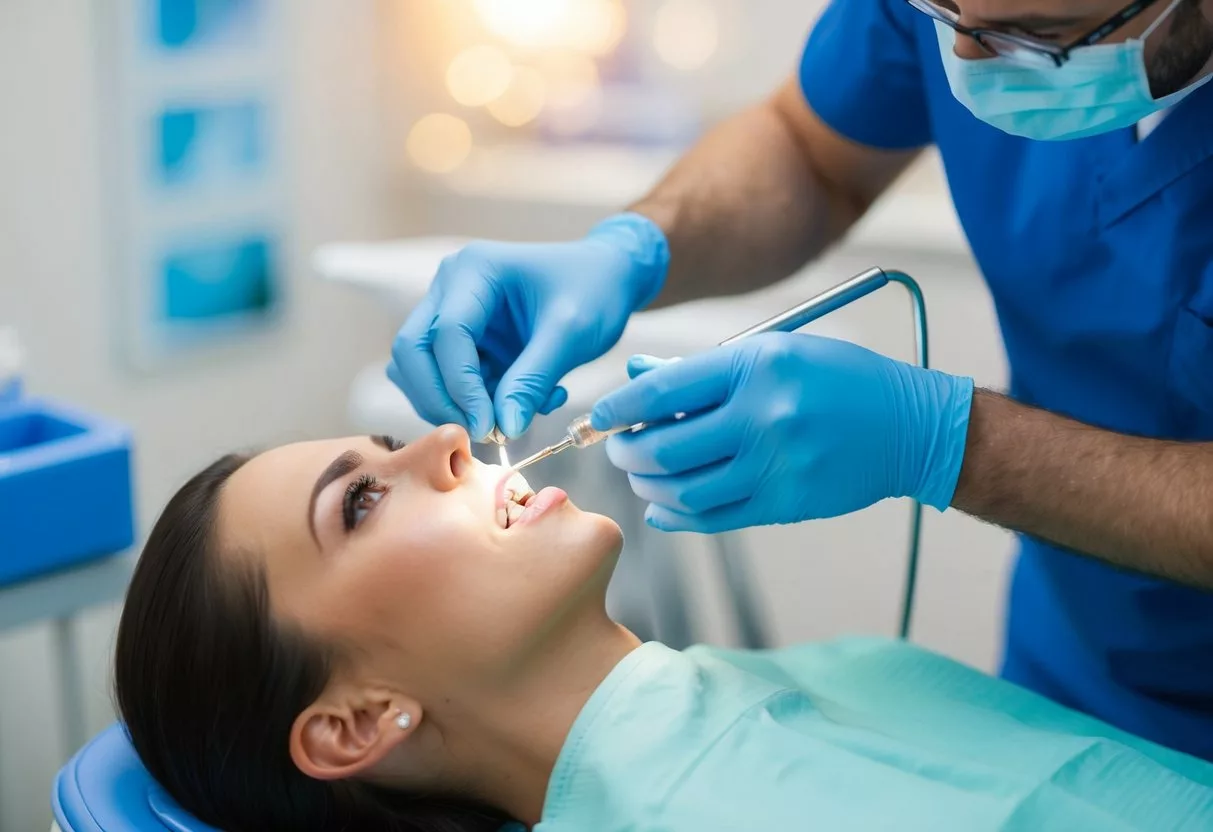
[115,425,1213,832]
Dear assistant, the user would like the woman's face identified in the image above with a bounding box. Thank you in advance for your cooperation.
[215,424,623,699]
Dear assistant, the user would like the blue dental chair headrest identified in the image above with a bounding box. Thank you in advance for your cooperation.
[53,723,220,832]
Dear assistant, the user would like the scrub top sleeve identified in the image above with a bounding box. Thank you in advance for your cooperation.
[799,0,932,150]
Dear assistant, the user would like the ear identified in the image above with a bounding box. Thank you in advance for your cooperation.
[289,689,423,781]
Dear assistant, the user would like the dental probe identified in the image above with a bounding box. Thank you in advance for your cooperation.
[511,267,908,472]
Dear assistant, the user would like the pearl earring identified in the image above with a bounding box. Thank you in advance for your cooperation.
[395,711,411,731]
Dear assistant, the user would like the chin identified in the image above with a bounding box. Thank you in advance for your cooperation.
[586,510,625,556]
[538,503,623,558]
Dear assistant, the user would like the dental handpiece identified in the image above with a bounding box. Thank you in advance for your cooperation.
[510,267,901,472]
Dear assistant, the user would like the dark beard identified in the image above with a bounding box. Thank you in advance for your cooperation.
[1148,0,1213,97]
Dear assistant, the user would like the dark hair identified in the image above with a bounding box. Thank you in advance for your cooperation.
[114,454,512,832]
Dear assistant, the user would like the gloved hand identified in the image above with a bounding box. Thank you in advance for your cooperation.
[388,213,669,440]
[590,333,974,533]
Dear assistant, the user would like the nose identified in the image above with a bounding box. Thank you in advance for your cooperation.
[946,21,994,60]
[952,31,991,60]
[946,8,996,62]
[409,424,474,491]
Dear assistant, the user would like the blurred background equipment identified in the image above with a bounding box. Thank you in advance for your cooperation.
[99,0,287,370]
[1,1,1011,828]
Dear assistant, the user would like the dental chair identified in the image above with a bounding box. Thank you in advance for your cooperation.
[51,724,218,831]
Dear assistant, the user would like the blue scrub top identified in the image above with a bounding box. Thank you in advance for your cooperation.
[800,0,1213,759]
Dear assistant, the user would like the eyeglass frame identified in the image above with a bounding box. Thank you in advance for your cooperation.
[906,0,1167,67]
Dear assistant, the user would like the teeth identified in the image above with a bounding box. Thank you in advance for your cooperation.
[495,469,535,529]
[506,502,526,526]
[506,471,533,500]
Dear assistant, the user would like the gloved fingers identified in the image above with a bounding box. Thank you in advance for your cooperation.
[493,325,583,439]
[428,285,498,441]
[626,456,757,516]
[626,354,679,379]
[644,499,756,535]
[603,406,740,477]
[591,349,732,432]
[389,294,471,430]
[538,386,569,415]
[481,362,565,422]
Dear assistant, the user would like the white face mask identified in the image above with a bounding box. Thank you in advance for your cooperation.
[935,0,1213,141]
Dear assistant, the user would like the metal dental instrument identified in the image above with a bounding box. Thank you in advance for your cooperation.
[484,426,511,467]
[509,266,930,641]
[512,267,923,472]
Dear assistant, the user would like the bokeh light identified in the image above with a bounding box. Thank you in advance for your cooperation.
[487,66,548,127]
[472,0,626,55]
[473,0,575,49]
[446,44,514,107]
[653,0,719,71]
[566,0,627,56]
[407,114,473,173]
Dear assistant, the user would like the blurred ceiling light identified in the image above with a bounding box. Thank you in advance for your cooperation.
[473,0,576,49]
[472,0,625,55]
[653,0,719,71]
[446,44,514,107]
[536,51,600,110]
[487,66,548,127]
[407,113,473,173]
[567,0,627,56]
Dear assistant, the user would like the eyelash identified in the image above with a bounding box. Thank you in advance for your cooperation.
[337,438,404,532]
[343,473,387,532]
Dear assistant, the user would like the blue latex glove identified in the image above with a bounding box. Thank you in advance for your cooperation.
[388,213,669,440]
[590,333,974,533]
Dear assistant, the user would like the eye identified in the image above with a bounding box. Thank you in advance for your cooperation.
[343,474,387,531]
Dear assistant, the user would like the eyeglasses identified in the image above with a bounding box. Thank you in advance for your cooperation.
[907,0,1166,67]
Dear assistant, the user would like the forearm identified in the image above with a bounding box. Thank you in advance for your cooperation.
[953,390,1213,588]
[630,80,918,308]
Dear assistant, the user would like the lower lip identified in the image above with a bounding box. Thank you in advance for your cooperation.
[513,486,568,527]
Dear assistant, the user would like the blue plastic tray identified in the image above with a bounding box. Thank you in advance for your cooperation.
[0,398,134,586]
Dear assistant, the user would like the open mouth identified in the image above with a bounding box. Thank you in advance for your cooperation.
[495,470,536,529]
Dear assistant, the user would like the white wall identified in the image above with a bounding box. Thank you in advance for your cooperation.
[0,1,404,828]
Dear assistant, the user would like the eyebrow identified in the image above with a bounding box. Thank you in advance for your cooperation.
[308,450,364,545]
[306,437,399,545]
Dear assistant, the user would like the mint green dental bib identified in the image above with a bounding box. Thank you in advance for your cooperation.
[535,638,1213,831]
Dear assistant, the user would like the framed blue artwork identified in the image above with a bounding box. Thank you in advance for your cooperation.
[157,101,266,187]
[152,0,263,51]
[98,0,287,370]
[161,232,276,320]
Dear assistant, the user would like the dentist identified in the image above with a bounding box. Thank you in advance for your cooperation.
[390,0,1213,760]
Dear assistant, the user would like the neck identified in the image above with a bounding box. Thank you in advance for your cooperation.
[435,617,640,825]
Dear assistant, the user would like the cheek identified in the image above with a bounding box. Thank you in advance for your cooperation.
[369,504,495,593]
[299,505,624,685]
[312,505,495,638]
